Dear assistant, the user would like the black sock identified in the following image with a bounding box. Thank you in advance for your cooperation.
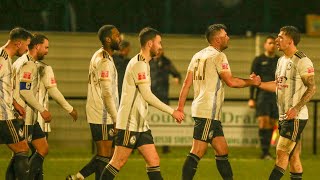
[290,172,302,180]
[264,129,273,154]
[147,166,163,180]
[259,129,267,155]
[29,152,44,180]
[182,153,200,180]
[6,156,15,180]
[95,155,110,180]
[100,164,119,180]
[215,154,233,180]
[79,155,98,178]
[269,165,285,180]
[13,152,30,179]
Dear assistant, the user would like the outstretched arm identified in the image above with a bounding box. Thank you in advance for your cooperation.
[138,83,184,122]
[220,71,261,88]
[177,71,193,112]
[48,87,77,121]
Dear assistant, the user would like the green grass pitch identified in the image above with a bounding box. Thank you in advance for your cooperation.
[1,146,319,179]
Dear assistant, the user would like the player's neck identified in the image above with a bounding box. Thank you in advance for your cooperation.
[283,47,298,58]
[139,49,152,63]
[28,50,38,61]
[3,41,17,59]
[103,47,114,56]
[264,51,275,58]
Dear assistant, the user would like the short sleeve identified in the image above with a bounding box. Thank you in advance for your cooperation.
[41,66,57,88]
[298,58,314,77]
[187,55,197,72]
[132,61,149,84]
[215,53,231,74]
[98,59,112,81]
[20,62,35,82]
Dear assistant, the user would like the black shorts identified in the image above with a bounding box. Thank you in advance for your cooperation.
[0,119,25,144]
[193,117,224,143]
[115,129,154,149]
[279,119,307,142]
[256,99,279,119]
[89,123,115,141]
[24,122,46,143]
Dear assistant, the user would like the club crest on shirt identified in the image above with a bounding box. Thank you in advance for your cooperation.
[138,72,146,80]
[23,72,31,79]
[286,62,292,70]
[129,135,136,145]
[101,71,109,78]
[307,67,314,73]
[222,63,229,70]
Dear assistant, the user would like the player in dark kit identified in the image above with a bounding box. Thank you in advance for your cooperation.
[248,36,279,159]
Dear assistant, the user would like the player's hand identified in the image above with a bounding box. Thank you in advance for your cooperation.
[13,101,26,119]
[69,109,78,121]
[41,110,52,123]
[248,99,255,108]
[285,107,298,120]
[250,72,261,87]
[113,123,118,134]
[172,110,184,124]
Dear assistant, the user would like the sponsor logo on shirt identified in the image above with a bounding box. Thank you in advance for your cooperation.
[101,71,109,78]
[307,67,314,73]
[276,76,288,90]
[222,63,229,70]
[138,72,146,80]
[23,72,31,79]
[51,78,56,84]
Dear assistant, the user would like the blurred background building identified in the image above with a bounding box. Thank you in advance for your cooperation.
[1,0,320,35]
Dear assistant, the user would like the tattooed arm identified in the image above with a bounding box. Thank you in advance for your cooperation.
[295,75,316,110]
[286,75,316,119]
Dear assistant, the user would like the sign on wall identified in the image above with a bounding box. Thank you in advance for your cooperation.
[148,105,259,147]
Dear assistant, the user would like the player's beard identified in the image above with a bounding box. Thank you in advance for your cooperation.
[110,40,120,51]
[38,55,45,60]
[150,46,160,58]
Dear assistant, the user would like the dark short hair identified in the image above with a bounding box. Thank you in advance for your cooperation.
[138,27,161,47]
[280,26,300,46]
[205,24,227,43]
[28,33,48,49]
[264,35,275,42]
[120,40,130,49]
[9,27,33,41]
[98,25,116,46]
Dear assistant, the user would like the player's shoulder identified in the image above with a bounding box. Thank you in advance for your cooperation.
[93,48,111,62]
[294,51,307,59]
[0,48,9,60]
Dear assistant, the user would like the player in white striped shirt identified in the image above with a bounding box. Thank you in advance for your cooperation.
[13,33,78,179]
[177,24,261,180]
[256,26,316,180]
[100,27,184,180]
[67,25,121,180]
[0,27,32,180]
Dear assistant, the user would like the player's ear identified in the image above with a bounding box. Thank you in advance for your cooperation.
[106,37,111,44]
[147,40,153,48]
